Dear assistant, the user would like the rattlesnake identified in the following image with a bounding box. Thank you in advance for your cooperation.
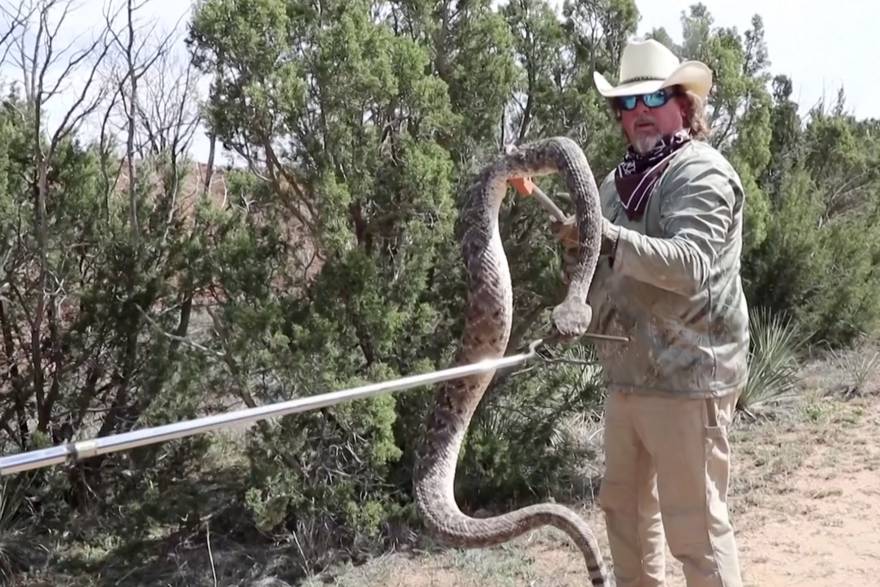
[413,137,608,585]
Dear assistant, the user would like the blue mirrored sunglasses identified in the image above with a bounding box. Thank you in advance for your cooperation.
[616,89,674,111]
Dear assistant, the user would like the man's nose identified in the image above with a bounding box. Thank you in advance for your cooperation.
[632,98,651,115]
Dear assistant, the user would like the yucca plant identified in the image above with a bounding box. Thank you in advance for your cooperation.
[0,476,35,581]
[738,307,807,416]
[829,338,880,398]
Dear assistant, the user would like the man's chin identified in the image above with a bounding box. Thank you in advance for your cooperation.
[633,135,661,155]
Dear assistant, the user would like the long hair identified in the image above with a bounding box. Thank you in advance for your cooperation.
[679,88,711,141]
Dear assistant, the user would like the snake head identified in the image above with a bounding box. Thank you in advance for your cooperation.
[551,299,593,338]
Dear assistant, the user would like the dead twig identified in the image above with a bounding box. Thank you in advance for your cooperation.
[206,518,218,587]
[135,304,224,360]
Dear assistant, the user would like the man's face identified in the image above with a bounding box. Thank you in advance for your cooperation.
[617,89,687,154]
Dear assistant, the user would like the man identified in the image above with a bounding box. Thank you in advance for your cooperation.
[553,39,749,586]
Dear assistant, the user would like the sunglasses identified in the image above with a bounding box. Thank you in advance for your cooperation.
[615,89,675,111]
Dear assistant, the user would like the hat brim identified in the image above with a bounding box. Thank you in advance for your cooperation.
[594,61,712,99]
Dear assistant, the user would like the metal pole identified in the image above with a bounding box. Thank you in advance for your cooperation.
[0,340,545,476]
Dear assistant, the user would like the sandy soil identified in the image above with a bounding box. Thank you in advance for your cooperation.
[731,398,880,586]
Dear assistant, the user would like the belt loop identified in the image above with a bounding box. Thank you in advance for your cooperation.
[705,397,717,427]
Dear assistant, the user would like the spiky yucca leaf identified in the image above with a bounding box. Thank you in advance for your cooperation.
[739,307,806,413]
[829,338,880,397]
[0,477,35,580]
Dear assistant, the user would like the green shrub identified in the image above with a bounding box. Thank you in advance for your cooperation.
[739,307,806,414]
[457,343,606,508]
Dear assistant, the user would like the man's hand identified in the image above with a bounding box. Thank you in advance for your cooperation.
[551,215,620,282]
[550,216,579,284]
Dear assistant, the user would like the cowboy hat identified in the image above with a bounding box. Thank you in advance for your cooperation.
[593,38,713,99]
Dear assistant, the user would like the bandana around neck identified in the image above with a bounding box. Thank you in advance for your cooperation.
[614,131,691,221]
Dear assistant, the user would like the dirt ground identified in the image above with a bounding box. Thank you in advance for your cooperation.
[306,369,880,586]
[733,398,880,586]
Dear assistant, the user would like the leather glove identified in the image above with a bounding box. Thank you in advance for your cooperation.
[550,215,620,283]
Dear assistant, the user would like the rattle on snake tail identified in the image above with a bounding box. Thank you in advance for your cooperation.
[414,137,608,585]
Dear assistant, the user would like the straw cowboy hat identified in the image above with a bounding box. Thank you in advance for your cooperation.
[593,38,713,99]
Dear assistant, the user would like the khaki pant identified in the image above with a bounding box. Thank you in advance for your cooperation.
[598,390,742,587]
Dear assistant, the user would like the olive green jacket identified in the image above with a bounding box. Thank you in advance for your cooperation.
[587,140,749,397]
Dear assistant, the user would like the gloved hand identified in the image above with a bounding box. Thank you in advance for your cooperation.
[550,215,620,282]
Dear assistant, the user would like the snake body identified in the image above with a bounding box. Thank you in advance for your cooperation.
[413,137,607,585]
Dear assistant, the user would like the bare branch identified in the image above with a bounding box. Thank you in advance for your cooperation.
[133,45,200,160]
[202,129,217,199]
[49,39,113,150]
[97,0,187,241]
[41,32,108,101]
[33,1,53,120]
[136,305,225,360]
[0,1,34,66]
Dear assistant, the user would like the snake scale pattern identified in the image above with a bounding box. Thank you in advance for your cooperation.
[413,137,608,585]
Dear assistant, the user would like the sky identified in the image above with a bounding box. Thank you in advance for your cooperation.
[5,0,878,163]
[634,0,880,121]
